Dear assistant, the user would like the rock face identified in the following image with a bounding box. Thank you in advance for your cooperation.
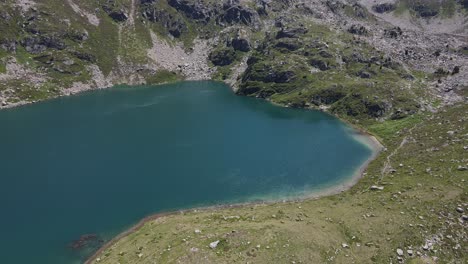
[141,2,187,37]
[218,1,259,27]
[168,0,213,23]
[20,35,66,54]
[209,48,236,66]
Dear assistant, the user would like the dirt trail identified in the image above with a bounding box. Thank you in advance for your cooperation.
[379,124,418,181]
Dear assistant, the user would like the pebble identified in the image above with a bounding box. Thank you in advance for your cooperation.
[407,249,413,256]
[342,243,349,248]
[137,253,143,258]
[462,215,468,221]
[456,207,464,213]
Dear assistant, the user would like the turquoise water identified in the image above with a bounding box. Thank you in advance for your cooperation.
[0,81,372,264]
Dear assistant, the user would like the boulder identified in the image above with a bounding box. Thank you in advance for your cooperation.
[348,25,368,35]
[372,3,396,13]
[275,39,301,51]
[357,71,372,79]
[107,10,128,22]
[397,248,404,256]
[310,58,330,71]
[209,240,220,249]
[102,0,128,22]
[232,38,250,52]
[276,27,308,39]
[384,27,403,39]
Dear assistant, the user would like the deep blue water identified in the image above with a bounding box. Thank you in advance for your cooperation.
[0,81,372,263]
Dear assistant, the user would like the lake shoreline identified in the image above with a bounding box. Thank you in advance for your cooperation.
[85,127,383,264]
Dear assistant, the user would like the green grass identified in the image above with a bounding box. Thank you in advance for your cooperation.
[368,115,423,142]
[145,70,182,85]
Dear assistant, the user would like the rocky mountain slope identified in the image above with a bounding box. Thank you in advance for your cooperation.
[0,0,466,123]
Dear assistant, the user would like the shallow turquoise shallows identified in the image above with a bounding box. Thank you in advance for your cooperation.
[0,81,373,264]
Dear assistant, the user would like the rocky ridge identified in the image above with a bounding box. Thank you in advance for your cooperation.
[0,0,467,120]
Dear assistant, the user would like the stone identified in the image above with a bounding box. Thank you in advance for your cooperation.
[342,243,349,248]
[370,185,384,191]
[194,229,201,234]
[456,207,464,213]
[137,253,143,258]
[397,248,404,256]
[407,249,413,256]
[457,165,467,171]
[462,215,468,221]
[209,240,220,249]
[358,71,371,79]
